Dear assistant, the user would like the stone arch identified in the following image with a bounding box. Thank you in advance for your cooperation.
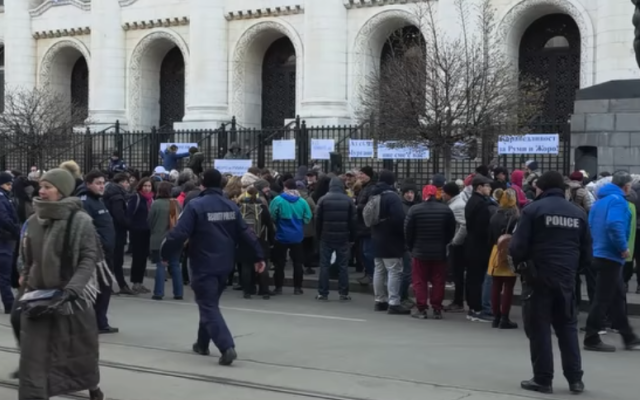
[499,0,595,88]
[350,8,421,115]
[128,28,190,130]
[39,38,91,93]
[231,19,303,128]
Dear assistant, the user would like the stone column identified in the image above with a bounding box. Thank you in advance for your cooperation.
[299,0,350,126]
[89,0,127,127]
[595,1,637,83]
[178,0,228,129]
[4,0,37,89]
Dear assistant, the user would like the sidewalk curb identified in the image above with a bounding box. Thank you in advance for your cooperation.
[124,267,640,316]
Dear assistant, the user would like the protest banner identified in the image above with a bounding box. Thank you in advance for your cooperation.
[310,139,335,160]
[273,139,296,160]
[349,139,374,158]
[214,159,252,176]
[377,142,430,160]
[497,134,559,155]
[160,143,198,154]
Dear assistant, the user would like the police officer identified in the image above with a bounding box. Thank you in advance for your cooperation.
[509,171,591,394]
[161,168,265,366]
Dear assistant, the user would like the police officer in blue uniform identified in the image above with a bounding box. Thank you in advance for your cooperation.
[509,171,591,395]
[161,168,265,366]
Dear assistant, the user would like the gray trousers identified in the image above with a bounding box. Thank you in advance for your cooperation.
[373,258,403,306]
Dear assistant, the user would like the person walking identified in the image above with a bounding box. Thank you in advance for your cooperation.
[0,172,19,314]
[18,168,105,400]
[103,173,134,295]
[584,171,640,352]
[405,185,456,319]
[161,169,265,366]
[127,177,153,293]
[315,177,357,301]
[76,170,118,334]
[269,179,312,295]
[149,181,183,300]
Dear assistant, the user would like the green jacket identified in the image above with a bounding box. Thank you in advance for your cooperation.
[148,198,181,251]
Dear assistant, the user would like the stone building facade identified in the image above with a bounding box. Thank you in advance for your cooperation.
[0,0,637,145]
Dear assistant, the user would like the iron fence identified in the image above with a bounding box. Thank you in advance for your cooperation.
[0,118,571,183]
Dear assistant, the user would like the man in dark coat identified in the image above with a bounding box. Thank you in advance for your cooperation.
[315,177,357,300]
[356,166,377,284]
[0,172,19,314]
[187,146,205,176]
[77,170,119,334]
[464,174,494,322]
[371,170,409,315]
[405,184,456,319]
[103,173,133,295]
[161,168,264,366]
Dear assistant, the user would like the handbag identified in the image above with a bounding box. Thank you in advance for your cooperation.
[20,210,78,318]
[496,214,516,273]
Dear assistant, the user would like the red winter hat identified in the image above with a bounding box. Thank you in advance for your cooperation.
[463,173,475,187]
[422,184,438,200]
[569,171,584,181]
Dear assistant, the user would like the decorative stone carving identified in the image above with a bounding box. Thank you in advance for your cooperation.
[33,27,91,39]
[225,5,304,21]
[499,0,595,87]
[351,8,418,112]
[343,0,425,8]
[39,38,91,92]
[128,29,190,130]
[30,0,90,17]
[232,20,304,124]
[123,17,189,31]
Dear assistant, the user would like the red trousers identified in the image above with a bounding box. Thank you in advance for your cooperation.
[412,259,446,311]
[491,276,517,317]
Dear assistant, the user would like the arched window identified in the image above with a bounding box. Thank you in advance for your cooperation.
[70,57,89,121]
[519,14,581,122]
[261,37,296,129]
[159,47,185,130]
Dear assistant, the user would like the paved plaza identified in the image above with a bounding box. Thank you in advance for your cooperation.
[0,280,638,400]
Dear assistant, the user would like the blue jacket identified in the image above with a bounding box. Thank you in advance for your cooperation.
[589,183,631,264]
[127,192,151,231]
[0,188,19,255]
[269,192,312,244]
[108,158,127,177]
[161,188,264,277]
[509,188,592,286]
[160,149,189,171]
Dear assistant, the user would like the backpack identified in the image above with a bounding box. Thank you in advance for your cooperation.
[240,202,264,237]
[363,190,394,228]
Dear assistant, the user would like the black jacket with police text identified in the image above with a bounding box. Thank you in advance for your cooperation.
[316,178,357,244]
[76,184,116,255]
[404,198,456,261]
[509,188,592,287]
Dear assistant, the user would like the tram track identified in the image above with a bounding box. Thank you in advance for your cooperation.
[0,345,374,400]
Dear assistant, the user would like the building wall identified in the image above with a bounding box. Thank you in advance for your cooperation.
[0,0,637,131]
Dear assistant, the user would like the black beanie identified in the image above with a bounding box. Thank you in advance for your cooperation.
[284,179,297,190]
[475,165,489,177]
[202,168,223,188]
[443,182,460,197]
[378,169,395,186]
[360,166,374,179]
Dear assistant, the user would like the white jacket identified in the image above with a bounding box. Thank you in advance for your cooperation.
[448,193,467,246]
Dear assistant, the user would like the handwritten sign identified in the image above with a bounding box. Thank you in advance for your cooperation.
[214,159,252,176]
[497,134,559,155]
[377,142,430,160]
[273,139,296,160]
[160,143,198,154]
[349,140,374,158]
[310,139,335,160]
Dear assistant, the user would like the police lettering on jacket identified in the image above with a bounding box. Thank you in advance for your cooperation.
[544,215,580,229]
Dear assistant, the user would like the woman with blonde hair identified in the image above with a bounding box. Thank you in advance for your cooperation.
[487,188,519,330]
[224,176,243,201]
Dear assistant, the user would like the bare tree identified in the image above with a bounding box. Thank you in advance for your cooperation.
[358,0,545,178]
[0,87,88,171]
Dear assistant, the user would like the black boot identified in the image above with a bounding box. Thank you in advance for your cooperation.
[492,314,501,328]
[569,381,585,394]
[499,316,518,329]
[520,379,552,394]
[219,347,237,366]
[89,388,105,400]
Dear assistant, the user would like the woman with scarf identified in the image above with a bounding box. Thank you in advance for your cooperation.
[18,168,106,400]
[127,177,154,293]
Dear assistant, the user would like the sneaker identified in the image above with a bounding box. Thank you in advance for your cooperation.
[262,294,271,300]
[584,341,616,352]
[444,302,465,313]
[294,287,304,295]
[243,293,251,299]
[192,343,210,356]
[118,285,136,295]
[357,275,372,286]
[520,379,553,394]
[151,295,162,300]
[624,336,640,350]
[388,304,411,315]
[411,308,428,319]
[173,296,183,300]
[273,288,283,295]
[98,326,119,335]
[304,267,316,275]
[219,347,237,366]
[374,302,389,312]
[339,295,352,301]
[401,298,415,308]
[569,381,585,394]
[432,309,443,320]
[137,285,150,294]
[316,295,329,301]
[467,311,492,323]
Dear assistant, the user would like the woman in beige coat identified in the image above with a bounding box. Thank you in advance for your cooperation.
[18,168,105,400]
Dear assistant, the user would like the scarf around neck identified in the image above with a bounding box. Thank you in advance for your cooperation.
[139,190,154,209]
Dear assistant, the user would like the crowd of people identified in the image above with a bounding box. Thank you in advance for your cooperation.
[1,144,640,398]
